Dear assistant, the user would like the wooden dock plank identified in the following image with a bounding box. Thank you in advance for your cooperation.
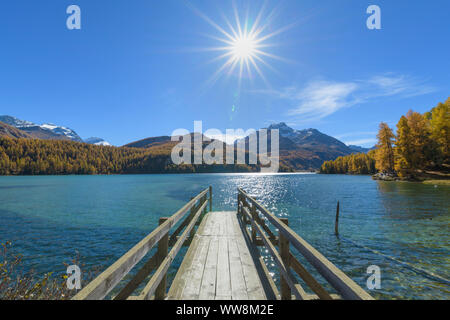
[167,211,267,300]
[228,238,249,300]
[236,234,266,300]
[216,237,231,299]
[168,213,211,300]
[177,237,210,300]
[198,238,219,300]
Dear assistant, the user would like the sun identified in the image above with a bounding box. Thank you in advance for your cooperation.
[231,34,257,60]
[189,2,292,86]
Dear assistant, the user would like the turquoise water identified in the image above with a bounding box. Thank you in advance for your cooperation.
[0,174,448,299]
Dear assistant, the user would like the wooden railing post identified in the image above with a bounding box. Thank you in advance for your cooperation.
[241,196,248,225]
[189,198,196,239]
[251,204,257,242]
[335,201,340,236]
[209,186,212,212]
[203,194,207,214]
[279,218,291,300]
[155,217,169,300]
[237,193,242,216]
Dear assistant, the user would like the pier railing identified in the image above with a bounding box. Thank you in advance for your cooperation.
[237,188,373,300]
[72,186,212,300]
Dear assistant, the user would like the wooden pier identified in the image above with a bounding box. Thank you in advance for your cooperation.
[73,186,373,300]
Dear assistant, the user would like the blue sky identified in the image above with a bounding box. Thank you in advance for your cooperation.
[0,0,449,146]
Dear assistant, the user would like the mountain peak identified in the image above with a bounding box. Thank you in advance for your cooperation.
[268,122,290,130]
[84,137,112,146]
[267,122,297,138]
[0,115,36,128]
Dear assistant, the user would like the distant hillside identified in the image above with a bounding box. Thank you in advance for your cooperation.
[124,133,265,171]
[124,136,172,148]
[348,145,375,153]
[0,121,32,139]
[123,123,365,171]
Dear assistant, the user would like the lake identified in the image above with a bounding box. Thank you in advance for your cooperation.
[0,174,448,299]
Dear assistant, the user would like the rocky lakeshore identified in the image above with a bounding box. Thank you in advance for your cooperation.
[372,172,400,181]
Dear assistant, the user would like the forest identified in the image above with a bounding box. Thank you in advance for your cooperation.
[0,138,258,175]
[319,151,376,175]
[320,97,449,179]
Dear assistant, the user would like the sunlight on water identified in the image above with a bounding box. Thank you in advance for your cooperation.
[0,174,448,299]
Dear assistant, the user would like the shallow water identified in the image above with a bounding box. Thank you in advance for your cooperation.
[0,174,448,299]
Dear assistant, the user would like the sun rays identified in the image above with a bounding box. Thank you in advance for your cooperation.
[189,1,291,87]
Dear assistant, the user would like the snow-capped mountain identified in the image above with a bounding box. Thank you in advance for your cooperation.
[0,115,83,142]
[39,123,83,142]
[0,115,81,142]
[266,122,298,139]
[266,123,350,150]
[84,137,111,146]
[233,122,361,170]
[0,115,36,128]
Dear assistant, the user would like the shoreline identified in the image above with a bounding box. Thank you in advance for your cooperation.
[0,171,318,177]
[372,170,450,184]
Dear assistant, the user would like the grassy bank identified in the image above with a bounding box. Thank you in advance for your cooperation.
[422,180,450,186]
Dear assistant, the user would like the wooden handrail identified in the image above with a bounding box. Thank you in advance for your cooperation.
[289,253,333,300]
[73,187,212,300]
[113,253,158,300]
[243,206,307,300]
[238,188,373,301]
[169,198,200,246]
[137,199,208,300]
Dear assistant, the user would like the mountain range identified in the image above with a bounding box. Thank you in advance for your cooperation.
[0,115,373,171]
[123,122,372,170]
[0,115,110,146]
[230,123,371,170]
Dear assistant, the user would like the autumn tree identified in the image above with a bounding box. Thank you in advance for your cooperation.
[321,96,448,177]
[394,110,434,177]
[319,152,376,175]
[428,98,450,164]
[394,116,411,177]
[374,122,395,173]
